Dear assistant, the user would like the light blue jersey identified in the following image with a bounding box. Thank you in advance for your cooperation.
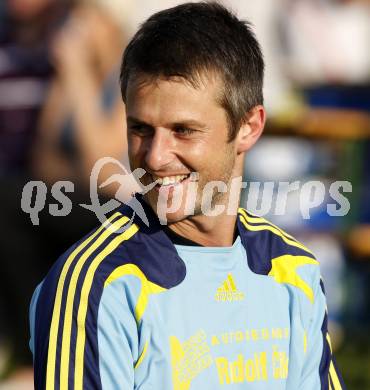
[30,199,345,389]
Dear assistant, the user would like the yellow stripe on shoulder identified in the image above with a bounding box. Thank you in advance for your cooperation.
[103,264,166,373]
[45,211,122,390]
[239,208,296,240]
[238,211,314,256]
[268,254,319,304]
[105,263,166,322]
[74,223,140,390]
[59,215,131,390]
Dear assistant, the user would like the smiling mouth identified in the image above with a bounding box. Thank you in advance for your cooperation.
[151,172,199,189]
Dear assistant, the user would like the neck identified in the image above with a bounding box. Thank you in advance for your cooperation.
[169,212,238,247]
[168,174,242,247]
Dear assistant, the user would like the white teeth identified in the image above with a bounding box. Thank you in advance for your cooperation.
[154,174,188,186]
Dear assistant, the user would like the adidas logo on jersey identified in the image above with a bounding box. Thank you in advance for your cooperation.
[215,273,245,302]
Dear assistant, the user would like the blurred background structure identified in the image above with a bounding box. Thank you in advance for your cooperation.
[0,0,369,388]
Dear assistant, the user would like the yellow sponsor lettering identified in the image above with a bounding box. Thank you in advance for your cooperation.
[251,329,259,341]
[272,346,289,379]
[255,352,268,380]
[231,354,244,383]
[261,328,269,340]
[235,331,244,342]
[170,330,213,389]
[215,357,231,385]
[213,327,289,346]
[216,352,268,385]
[271,328,283,339]
[245,358,256,381]
[221,333,229,344]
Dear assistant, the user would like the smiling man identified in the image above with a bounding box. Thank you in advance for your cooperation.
[125,73,255,243]
[29,2,345,389]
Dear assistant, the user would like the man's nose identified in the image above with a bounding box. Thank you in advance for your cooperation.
[144,129,174,171]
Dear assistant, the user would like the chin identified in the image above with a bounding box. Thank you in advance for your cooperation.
[152,206,188,225]
[144,190,186,223]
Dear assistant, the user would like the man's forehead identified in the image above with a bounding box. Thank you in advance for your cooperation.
[126,71,222,99]
[125,72,227,128]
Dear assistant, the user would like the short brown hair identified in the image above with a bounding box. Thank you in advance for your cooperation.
[120,1,264,140]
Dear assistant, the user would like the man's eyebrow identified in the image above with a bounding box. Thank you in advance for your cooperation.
[127,116,207,129]
[172,119,207,129]
[127,116,152,126]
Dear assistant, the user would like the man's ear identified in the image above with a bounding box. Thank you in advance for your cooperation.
[236,105,266,154]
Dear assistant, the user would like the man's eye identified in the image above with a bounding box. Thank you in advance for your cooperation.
[129,125,153,136]
[174,126,195,135]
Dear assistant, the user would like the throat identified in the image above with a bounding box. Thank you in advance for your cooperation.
[167,214,238,247]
